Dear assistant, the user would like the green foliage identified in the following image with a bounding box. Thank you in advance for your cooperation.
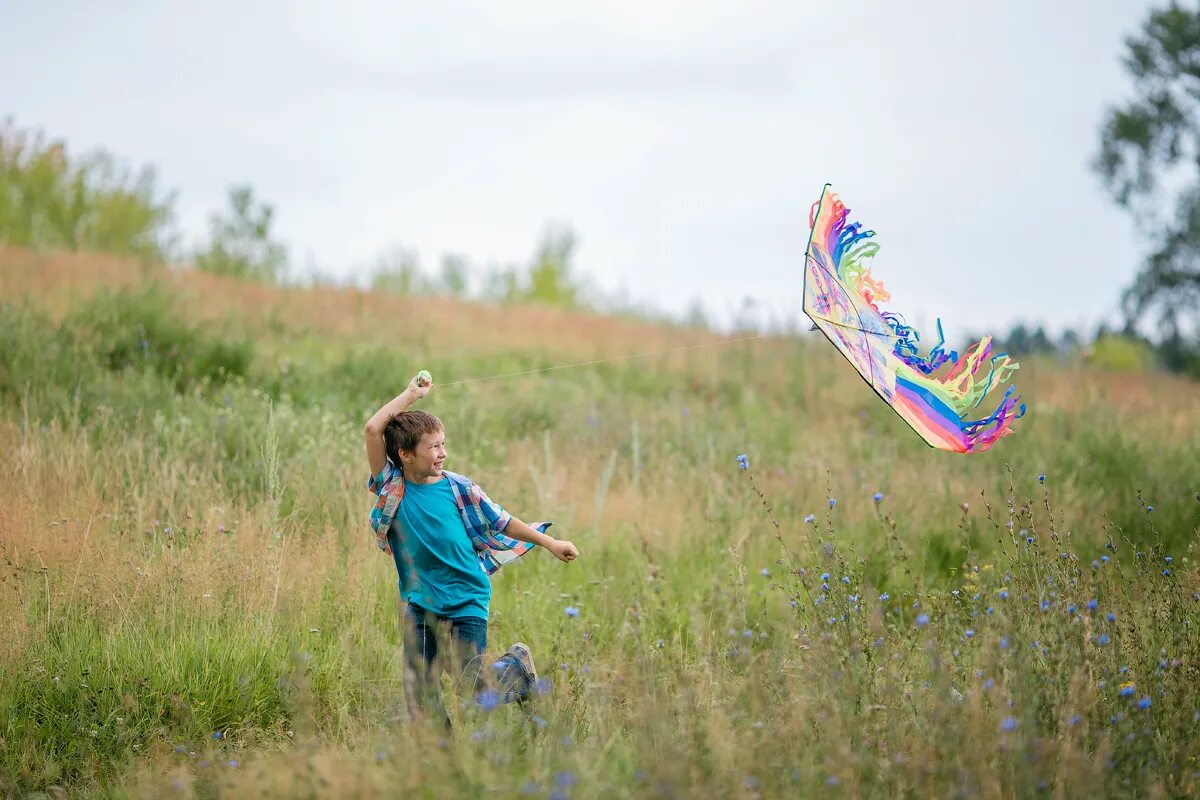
[0,118,174,259]
[369,244,428,295]
[1088,333,1156,372]
[521,223,584,307]
[1095,3,1200,373]
[66,285,254,391]
[371,225,590,309]
[1,273,1199,797]
[194,185,287,282]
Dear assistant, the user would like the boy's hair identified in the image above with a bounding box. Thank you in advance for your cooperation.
[384,410,444,467]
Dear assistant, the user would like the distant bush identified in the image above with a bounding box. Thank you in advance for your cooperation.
[1087,334,1156,372]
[67,285,254,390]
[0,117,175,259]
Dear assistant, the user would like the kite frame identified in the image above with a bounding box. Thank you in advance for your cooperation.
[801,183,934,449]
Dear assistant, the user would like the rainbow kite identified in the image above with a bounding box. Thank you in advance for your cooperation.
[803,185,1025,453]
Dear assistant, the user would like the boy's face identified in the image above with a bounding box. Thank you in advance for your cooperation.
[402,428,447,478]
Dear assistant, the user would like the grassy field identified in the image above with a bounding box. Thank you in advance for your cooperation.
[1,245,1198,798]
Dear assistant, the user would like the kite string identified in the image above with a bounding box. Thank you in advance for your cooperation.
[434,333,772,389]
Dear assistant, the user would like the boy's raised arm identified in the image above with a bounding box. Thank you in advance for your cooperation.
[364,371,431,476]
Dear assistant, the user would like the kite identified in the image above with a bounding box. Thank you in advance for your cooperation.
[803,184,1025,453]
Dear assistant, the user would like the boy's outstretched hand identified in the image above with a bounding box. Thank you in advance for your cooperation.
[546,539,580,563]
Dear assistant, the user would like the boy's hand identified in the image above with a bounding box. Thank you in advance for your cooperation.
[546,539,579,563]
[407,370,432,399]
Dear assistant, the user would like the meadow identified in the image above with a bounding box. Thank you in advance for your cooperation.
[0,245,1198,799]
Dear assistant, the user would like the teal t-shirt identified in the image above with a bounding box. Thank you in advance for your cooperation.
[386,476,491,620]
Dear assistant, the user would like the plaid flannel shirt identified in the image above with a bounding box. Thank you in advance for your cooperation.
[368,460,540,575]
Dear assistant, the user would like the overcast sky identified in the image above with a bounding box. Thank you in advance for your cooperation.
[4,1,1155,336]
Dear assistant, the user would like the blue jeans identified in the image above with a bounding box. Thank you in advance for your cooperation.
[403,604,528,724]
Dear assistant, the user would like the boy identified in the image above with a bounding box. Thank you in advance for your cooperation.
[365,371,579,724]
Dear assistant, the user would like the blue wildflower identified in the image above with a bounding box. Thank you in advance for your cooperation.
[1070,714,1081,726]
[1119,683,1135,697]
[916,613,929,627]
[872,492,884,503]
[737,454,749,471]
[1067,604,1077,615]
[226,760,239,769]
[999,590,1009,600]
[1165,556,1173,564]
[965,629,975,639]
[174,744,186,754]
[841,576,850,585]
[984,678,994,689]
[1040,600,1050,611]
[1147,506,1154,513]
[759,567,771,577]
[821,572,830,581]
[1038,473,1046,484]
[1086,599,1098,611]
[1001,716,1018,732]
[1106,612,1116,623]
[211,731,223,741]
[1000,637,1010,649]
[1138,696,1151,710]
[804,514,816,524]
[477,690,501,711]
[1163,569,1171,577]
[828,498,837,509]
[879,593,890,602]
[1097,634,1111,646]
[565,605,580,618]
[985,606,994,615]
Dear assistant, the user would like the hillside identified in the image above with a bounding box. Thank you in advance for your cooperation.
[1,246,1198,797]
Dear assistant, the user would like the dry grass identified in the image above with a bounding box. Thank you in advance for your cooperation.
[0,246,1198,798]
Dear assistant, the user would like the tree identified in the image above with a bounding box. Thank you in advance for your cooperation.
[0,117,175,259]
[524,223,584,307]
[1095,2,1200,373]
[370,244,427,294]
[194,185,287,282]
[437,253,470,296]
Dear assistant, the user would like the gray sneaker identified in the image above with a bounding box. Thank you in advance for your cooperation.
[495,642,536,702]
[506,642,538,684]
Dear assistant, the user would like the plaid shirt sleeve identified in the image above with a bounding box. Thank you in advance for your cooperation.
[367,461,402,554]
[471,483,513,534]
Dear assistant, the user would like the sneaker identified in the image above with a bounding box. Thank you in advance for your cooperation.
[496,642,536,702]
[506,642,538,684]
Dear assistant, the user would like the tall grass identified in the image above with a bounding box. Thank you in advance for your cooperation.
[0,249,1197,797]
